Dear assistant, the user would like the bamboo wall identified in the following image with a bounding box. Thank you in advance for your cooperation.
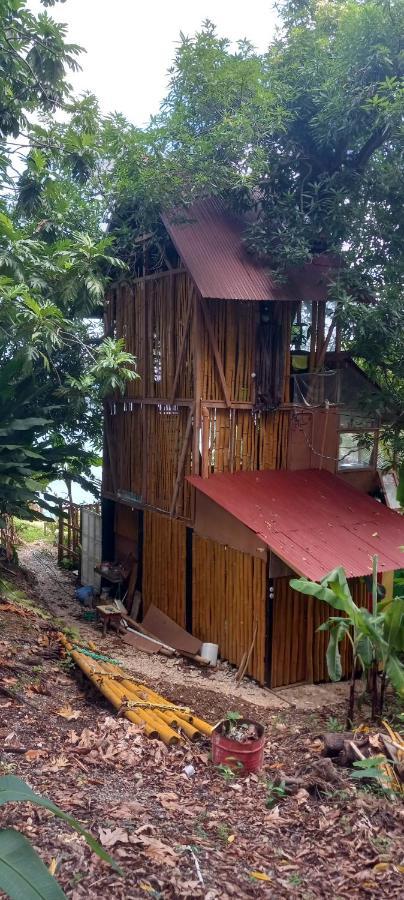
[142,510,186,627]
[192,534,267,683]
[104,274,297,514]
[270,576,370,688]
[203,409,289,474]
[107,272,195,399]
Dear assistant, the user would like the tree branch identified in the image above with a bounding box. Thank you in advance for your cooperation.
[347,124,390,173]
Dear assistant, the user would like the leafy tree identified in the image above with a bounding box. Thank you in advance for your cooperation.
[3,0,404,495]
[0,2,137,519]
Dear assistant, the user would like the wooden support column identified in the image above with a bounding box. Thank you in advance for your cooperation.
[141,280,148,502]
[283,303,292,404]
[192,292,203,476]
[309,302,318,372]
[201,405,210,479]
[315,301,326,368]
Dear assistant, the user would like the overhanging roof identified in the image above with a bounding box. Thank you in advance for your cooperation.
[162,197,342,302]
[187,469,404,581]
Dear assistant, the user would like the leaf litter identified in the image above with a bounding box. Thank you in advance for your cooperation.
[0,545,403,898]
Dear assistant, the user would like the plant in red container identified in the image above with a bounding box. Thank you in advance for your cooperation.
[212,711,265,775]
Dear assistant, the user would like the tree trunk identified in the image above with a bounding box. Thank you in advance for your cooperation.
[346,657,356,729]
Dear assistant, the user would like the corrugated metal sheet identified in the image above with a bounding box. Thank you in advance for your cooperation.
[187,469,404,581]
[162,197,340,302]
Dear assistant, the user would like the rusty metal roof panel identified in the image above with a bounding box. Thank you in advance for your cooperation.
[162,197,339,302]
[187,469,404,580]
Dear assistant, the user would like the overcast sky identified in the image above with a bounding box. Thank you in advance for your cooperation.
[31,0,277,126]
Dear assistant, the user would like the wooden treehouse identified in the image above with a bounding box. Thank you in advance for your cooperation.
[102,198,403,687]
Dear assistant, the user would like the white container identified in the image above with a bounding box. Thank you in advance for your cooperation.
[201,642,218,667]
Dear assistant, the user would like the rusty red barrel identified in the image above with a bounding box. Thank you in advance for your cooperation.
[211,719,265,775]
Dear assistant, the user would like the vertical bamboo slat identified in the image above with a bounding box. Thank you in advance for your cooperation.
[192,535,266,683]
[142,510,186,627]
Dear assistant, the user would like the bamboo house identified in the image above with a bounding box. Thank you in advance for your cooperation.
[102,198,403,687]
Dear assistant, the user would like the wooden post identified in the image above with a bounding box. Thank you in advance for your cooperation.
[283,303,292,404]
[192,292,202,476]
[141,280,147,502]
[306,595,314,683]
[58,501,63,565]
[201,406,210,478]
[309,302,318,372]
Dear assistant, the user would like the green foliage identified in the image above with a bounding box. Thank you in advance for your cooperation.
[14,518,55,545]
[0,0,80,145]
[0,829,66,900]
[0,578,50,619]
[266,780,287,809]
[350,755,391,786]
[290,564,404,723]
[215,763,236,783]
[0,774,120,899]
[325,716,345,733]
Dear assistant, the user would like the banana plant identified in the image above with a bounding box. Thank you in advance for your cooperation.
[290,565,404,726]
[0,775,121,899]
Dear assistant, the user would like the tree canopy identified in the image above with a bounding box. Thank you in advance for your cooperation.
[1,0,403,520]
[0,0,137,521]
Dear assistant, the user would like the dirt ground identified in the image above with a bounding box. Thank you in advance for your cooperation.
[0,544,403,899]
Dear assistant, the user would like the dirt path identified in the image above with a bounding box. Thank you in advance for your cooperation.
[18,543,348,715]
[0,546,402,899]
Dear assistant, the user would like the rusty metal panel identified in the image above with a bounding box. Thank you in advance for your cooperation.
[187,469,404,581]
[162,197,341,302]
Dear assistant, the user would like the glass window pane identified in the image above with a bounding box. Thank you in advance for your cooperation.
[338,432,376,469]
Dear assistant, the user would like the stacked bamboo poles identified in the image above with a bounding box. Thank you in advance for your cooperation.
[59,635,213,746]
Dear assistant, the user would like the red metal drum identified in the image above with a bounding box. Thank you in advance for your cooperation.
[211,719,265,775]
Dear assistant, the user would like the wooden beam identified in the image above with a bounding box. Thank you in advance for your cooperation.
[113,267,186,289]
[200,299,231,407]
[169,404,194,516]
[141,280,147,502]
[169,297,193,404]
[314,313,338,373]
[309,301,318,372]
[192,293,203,476]
[201,405,210,479]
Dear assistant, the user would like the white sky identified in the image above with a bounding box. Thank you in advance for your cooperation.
[30,0,277,126]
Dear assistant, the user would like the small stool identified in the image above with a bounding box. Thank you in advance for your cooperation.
[96,604,122,637]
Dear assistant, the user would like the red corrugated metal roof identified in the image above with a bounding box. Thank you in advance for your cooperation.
[187,469,404,581]
[162,197,341,302]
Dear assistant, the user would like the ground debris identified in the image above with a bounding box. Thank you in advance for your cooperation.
[0,546,403,899]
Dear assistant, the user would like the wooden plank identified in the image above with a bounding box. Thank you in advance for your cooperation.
[192,292,203,476]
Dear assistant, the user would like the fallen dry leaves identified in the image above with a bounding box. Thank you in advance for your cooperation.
[56,704,81,720]
[1,546,404,900]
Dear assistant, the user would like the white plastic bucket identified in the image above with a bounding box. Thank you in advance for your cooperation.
[201,642,218,667]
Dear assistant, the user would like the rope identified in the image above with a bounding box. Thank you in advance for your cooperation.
[87,669,138,682]
[121,700,191,714]
[71,645,121,665]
